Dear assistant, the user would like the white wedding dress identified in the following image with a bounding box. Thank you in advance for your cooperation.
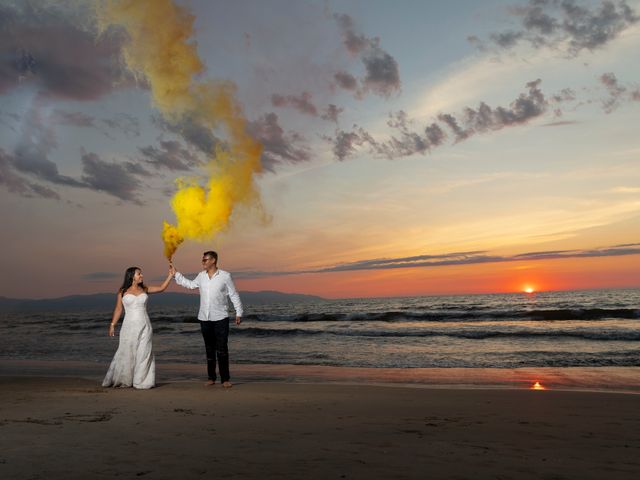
[102,293,155,389]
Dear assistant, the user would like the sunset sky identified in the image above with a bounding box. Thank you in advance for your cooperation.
[1,0,639,299]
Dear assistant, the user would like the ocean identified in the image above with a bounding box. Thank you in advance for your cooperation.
[1,288,638,370]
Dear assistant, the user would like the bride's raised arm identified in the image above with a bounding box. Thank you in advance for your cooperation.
[147,264,175,294]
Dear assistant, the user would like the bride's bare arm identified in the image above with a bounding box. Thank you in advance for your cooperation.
[108,293,124,337]
[147,266,174,294]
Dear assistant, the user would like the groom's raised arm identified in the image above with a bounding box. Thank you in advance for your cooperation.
[174,271,201,290]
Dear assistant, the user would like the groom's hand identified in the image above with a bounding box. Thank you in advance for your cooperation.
[235,316,242,326]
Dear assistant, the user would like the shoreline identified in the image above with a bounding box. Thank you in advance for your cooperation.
[2,359,639,394]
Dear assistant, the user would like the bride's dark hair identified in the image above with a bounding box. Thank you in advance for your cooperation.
[118,267,147,294]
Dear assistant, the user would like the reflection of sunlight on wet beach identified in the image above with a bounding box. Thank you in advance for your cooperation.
[1,360,638,392]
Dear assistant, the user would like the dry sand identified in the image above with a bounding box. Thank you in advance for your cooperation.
[1,376,639,479]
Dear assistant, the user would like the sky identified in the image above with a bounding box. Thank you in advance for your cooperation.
[0,0,639,299]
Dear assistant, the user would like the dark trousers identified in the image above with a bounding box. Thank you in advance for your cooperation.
[199,318,230,382]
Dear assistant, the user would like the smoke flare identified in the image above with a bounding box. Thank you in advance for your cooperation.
[97,0,263,260]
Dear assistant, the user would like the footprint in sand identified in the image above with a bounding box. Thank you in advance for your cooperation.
[58,412,113,422]
[173,408,194,415]
[11,417,63,426]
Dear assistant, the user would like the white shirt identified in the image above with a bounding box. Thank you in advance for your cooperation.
[174,269,243,321]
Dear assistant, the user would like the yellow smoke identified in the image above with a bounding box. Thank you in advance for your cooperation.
[97,0,263,260]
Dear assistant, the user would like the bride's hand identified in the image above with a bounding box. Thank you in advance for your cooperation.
[108,324,115,337]
[169,264,176,276]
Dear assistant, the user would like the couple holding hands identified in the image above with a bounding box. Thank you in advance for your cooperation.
[102,250,243,389]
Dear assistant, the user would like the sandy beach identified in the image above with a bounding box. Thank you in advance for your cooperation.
[1,375,639,480]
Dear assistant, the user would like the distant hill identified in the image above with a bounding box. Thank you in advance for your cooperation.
[0,291,325,313]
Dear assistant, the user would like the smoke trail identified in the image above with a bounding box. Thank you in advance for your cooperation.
[96,0,263,260]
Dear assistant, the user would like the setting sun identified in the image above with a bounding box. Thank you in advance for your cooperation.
[523,286,535,294]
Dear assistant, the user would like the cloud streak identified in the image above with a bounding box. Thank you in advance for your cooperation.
[235,243,640,278]
[332,13,400,97]
[0,148,60,200]
[80,151,144,204]
[10,104,85,187]
[139,139,201,172]
[0,2,132,100]
[321,104,344,123]
[51,110,141,139]
[599,72,640,113]
[272,91,318,116]
[153,114,220,155]
[469,0,638,57]
[271,91,344,123]
[327,79,556,160]
[0,103,150,203]
[246,112,310,171]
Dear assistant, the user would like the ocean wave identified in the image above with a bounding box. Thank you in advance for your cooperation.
[240,308,640,323]
[4,307,638,329]
[231,326,640,341]
[234,355,640,368]
[525,308,640,320]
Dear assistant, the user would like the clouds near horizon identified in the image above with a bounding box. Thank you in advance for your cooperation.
[234,243,640,278]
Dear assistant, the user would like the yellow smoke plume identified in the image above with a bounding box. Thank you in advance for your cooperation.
[97,0,263,260]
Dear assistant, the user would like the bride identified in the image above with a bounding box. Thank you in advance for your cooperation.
[102,264,175,389]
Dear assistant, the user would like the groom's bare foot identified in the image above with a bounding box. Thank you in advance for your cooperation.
[222,381,232,388]
[205,380,215,386]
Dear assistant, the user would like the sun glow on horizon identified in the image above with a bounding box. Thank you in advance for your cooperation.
[523,285,536,294]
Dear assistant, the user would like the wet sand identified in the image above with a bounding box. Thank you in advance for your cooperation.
[2,360,639,393]
[1,376,639,479]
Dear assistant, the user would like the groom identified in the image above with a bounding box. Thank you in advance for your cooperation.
[170,250,243,388]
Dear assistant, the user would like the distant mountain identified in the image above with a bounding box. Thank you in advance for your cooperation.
[0,291,325,313]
